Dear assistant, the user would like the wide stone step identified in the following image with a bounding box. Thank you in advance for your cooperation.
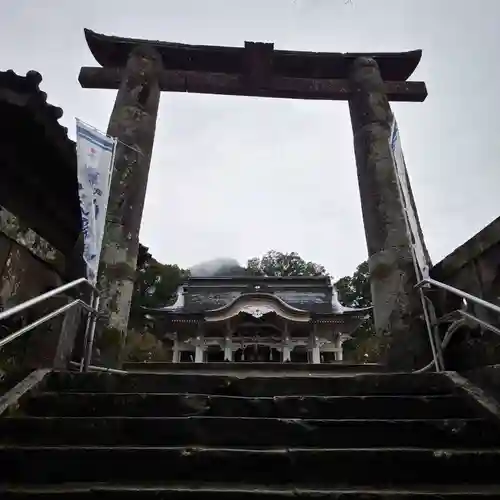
[0,417,497,448]
[23,393,477,419]
[2,483,500,498]
[1,446,500,485]
[46,372,455,397]
[122,361,387,375]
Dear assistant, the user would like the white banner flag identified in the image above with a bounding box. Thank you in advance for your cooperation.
[76,119,116,285]
[389,117,429,279]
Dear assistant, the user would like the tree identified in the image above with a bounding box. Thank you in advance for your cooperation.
[247,250,327,277]
[125,245,190,362]
[137,243,152,271]
[123,330,170,363]
[334,261,380,362]
[129,245,189,329]
[334,261,371,308]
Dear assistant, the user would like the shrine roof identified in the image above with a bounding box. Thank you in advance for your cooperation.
[186,275,332,286]
[143,275,371,320]
[0,69,81,258]
[84,28,421,81]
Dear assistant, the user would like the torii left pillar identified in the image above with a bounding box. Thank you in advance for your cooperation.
[95,46,162,366]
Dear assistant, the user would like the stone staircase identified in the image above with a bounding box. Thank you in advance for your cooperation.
[0,368,500,497]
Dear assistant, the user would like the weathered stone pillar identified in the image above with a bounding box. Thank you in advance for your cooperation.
[96,45,162,366]
[348,57,430,370]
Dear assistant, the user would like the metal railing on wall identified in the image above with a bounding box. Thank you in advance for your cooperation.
[0,277,100,372]
[416,277,500,372]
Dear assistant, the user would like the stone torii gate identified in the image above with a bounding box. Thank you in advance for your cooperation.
[79,29,431,369]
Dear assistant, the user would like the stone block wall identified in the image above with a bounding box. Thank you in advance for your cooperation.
[0,208,82,372]
[0,236,63,310]
[430,216,500,370]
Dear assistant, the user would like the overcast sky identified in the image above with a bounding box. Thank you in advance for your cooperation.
[2,0,499,279]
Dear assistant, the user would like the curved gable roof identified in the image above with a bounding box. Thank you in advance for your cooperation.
[204,293,310,323]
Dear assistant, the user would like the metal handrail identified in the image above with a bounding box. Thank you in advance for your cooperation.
[69,360,127,375]
[0,277,99,323]
[421,293,445,372]
[459,310,500,337]
[0,299,92,350]
[414,318,467,373]
[0,277,100,372]
[417,277,500,316]
[415,309,500,374]
[414,276,500,373]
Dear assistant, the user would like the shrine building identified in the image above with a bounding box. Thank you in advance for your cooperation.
[144,276,370,364]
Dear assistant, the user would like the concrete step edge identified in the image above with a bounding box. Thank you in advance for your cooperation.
[2,483,500,496]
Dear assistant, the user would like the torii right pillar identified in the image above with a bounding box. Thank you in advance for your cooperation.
[349,57,431,370]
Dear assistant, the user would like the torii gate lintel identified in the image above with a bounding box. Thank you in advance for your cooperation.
[80,29,427,102]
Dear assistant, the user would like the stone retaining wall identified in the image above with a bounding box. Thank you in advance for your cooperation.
[431,216,500,370]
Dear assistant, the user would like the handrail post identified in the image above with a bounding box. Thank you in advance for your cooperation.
[421,293,445,372]
[81,294,100,372]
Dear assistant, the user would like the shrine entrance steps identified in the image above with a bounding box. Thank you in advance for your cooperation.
[1,369,500,497]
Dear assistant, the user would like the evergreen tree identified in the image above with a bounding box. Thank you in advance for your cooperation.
[247,250,327,277]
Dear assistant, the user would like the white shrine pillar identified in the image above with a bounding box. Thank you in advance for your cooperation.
[282,322,292,363]
[334,334,344,361]
[312,338,321,364]
[195,341,204,363]
[311,323,321,364]
[195,322,205,363]
[224,339,232,361]
[224,322,233,361]
[172,336,180,363]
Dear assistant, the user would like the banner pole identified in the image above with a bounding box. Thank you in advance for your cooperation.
[82,294,100,372]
